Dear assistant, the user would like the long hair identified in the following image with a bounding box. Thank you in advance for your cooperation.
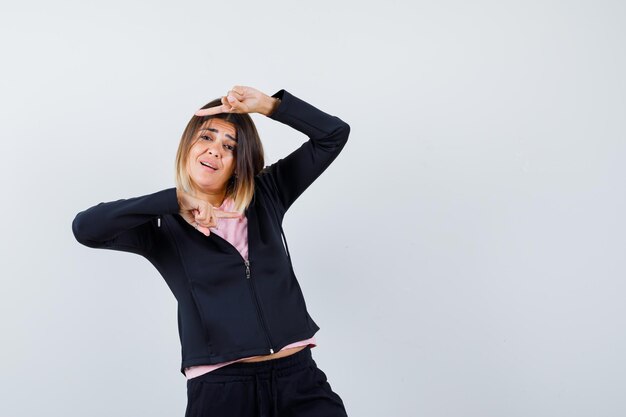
[174,98,265,213]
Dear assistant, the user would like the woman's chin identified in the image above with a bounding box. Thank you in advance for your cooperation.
[192,179,227,192]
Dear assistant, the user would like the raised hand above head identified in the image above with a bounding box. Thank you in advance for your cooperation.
[194,85,281,117]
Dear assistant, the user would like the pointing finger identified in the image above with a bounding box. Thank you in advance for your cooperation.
[214,209,243,219]
[195,105,226,117]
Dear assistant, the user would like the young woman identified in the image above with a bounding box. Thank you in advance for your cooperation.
[72,85,351,416]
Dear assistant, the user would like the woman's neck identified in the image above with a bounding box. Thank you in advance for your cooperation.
[194,188,228,208]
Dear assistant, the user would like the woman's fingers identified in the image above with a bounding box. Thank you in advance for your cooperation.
[195,106,226,117]
[194,94,240,117]
[221,95,236,112]
[194,223,211,236]
[197,208,242,227]
[214,209,243,219]
[195,209,217,228]
[193,207,241,235]
[181,209,210,236]
[194,86,257,116]
[226,94,242,111]
[228,88,245,100]
[180,188,243,237]
[188,213,241,237]
[194,97,235,116]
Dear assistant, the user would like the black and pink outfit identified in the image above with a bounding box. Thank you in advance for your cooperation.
[72,89,350,416]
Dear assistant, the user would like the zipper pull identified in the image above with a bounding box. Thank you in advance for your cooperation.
[270,348,274,354]
[157,216,161,227]
[244,260,250,279]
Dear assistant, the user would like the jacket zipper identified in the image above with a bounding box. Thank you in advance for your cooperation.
[244,259,275,354]
[202,228,276,354]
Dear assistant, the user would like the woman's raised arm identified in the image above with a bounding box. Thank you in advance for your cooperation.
[194,85,350,215]
[260,89,351,215]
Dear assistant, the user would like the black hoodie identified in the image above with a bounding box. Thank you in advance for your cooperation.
[71,89,350,376]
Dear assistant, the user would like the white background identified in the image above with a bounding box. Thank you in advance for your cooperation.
[1,1,625,416]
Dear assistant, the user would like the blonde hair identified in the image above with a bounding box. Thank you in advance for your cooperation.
[174,98,265,213]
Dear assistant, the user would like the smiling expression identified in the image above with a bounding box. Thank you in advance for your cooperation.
[186,118,238,194]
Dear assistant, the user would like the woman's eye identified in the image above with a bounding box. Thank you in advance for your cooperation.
[199,135,234,151]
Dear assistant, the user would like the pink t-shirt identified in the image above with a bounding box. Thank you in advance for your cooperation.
[184,196,317,380]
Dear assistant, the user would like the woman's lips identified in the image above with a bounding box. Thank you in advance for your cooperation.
[200,161,218,171]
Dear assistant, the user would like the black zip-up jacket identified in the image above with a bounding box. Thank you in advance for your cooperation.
[71,89,350,376]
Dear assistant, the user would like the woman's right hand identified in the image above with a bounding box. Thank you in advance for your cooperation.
[176,189,242,236]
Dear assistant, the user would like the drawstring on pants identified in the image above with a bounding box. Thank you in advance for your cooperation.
[254,368,279,417]
[187,347,318,417]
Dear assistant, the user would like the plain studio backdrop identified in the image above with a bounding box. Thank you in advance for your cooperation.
[1,1,624,416]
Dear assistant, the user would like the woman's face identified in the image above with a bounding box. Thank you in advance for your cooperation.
[186,118,238,195]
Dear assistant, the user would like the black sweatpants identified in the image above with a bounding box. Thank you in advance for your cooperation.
[184,346,348,417]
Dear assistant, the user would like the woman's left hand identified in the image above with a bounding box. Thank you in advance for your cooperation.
[194,85,279,117]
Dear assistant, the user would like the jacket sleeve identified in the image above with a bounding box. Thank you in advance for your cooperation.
[71,187,180,257]
[261,89,351,215]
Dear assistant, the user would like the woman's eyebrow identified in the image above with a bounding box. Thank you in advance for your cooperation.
[199,128,237,142]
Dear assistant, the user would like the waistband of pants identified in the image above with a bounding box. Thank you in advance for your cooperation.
[191,345,314,381]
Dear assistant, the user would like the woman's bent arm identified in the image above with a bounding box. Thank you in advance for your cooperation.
[71,187,180,257]
[262,89,351,214]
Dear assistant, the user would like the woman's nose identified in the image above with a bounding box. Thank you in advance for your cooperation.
[206,144,221,158]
